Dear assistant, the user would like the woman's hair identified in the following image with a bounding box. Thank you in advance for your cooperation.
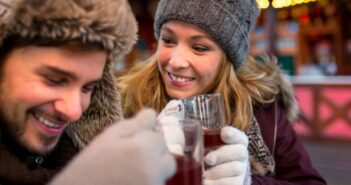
[118,55,167,118]
[118,54,281,131]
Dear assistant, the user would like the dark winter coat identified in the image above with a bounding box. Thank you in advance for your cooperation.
[0,133,78,185]
[244,57,327,184]
[253,101,326,184]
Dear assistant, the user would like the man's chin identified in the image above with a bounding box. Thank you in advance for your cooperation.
[23,137,60,155]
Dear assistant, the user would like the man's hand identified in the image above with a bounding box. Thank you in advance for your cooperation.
[204,126,251,185]
[50,109,176,185]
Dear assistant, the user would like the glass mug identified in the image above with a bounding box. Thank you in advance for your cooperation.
[180,93,226,154]
[163,119,204,185]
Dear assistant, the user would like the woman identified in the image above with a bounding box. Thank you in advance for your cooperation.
[119,0,326,184]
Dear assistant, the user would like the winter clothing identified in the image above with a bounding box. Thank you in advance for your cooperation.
[153,0,260,69]
[204,126,251,185]
[0,133,78,185]
[0,0,137,184]
[50,109,176,185]
[158,100,186,156]
[252,101,326,185]
[245,60,326,184]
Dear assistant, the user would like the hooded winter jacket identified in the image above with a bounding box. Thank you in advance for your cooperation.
[249,62,326,184]
[0,0,137,184]
[252,102,327,184]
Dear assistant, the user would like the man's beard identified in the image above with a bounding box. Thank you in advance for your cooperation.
[0,84,24,146]
[0,106,60,155]
[0,87,55,155]
[0,103,29,153]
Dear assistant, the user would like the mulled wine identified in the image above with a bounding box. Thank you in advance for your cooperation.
[203,129,224,151]
[166,154,202,185]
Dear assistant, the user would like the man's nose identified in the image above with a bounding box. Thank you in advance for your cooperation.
[54,90,84,122]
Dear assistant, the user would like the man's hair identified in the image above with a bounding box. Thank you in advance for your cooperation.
[0,35,105,67]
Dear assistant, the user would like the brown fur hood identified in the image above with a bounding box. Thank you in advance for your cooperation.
[0,0,138,149]
[256,56,299,122]
[276,64,299,122]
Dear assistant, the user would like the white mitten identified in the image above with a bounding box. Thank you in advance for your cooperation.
[157,100,185,156]
[49,109,176,185]
[204,126,251,185]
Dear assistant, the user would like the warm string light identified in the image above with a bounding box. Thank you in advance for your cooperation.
[257,0,270,9]
[257,0,318,9]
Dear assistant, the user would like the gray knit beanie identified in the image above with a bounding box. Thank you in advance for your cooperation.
[154,0,260,69]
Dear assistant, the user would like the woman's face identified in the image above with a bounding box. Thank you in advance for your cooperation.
[156,20,224,99]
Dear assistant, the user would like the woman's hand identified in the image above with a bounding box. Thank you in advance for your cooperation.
[157,100,186,155]
[204,126,251,185]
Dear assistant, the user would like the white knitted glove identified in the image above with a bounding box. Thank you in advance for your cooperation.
[204,126,251,185]
[49,109,176,185]
[157,100,185,156]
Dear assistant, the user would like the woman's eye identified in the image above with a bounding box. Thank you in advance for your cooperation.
[193,45,209,52]
[161,37,174,45]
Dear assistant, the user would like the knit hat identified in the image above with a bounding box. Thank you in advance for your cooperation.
[0,0,137,149]
[154,0,260,69]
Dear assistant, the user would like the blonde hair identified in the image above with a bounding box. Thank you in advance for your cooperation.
[118,54,280,131]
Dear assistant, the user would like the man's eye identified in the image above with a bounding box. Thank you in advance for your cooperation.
[45,76,65,85]
[82,85,95,94]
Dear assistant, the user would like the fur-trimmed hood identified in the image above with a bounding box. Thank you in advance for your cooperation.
[259,56,299,122]
[275,65,299,122]
[0,0,138,149]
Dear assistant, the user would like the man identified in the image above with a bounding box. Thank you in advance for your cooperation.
[0,0,175,184]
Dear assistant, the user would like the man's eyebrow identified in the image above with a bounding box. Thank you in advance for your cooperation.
[39,65,78,80]
[39,66,103,85]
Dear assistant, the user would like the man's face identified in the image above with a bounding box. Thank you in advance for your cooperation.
[0,44,107,154]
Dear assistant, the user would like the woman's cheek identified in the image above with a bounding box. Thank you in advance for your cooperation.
[156,48,170,67]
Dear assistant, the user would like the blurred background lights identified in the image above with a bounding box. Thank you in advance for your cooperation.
[257,0,318,9]
[257,0,270,9]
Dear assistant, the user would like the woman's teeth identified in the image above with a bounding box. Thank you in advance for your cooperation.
[170,73,192,82]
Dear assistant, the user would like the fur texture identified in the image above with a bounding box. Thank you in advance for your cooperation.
[272,62,299,122]
[256,55,299,122]
[246,56,299,176]
[0,0,138,149]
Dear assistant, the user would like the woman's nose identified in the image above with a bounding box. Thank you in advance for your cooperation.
[168,46,190,69]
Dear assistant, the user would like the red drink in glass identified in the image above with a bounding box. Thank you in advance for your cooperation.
[166,154,202,185]
[203,129,224,170]
[203,129,224,151]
